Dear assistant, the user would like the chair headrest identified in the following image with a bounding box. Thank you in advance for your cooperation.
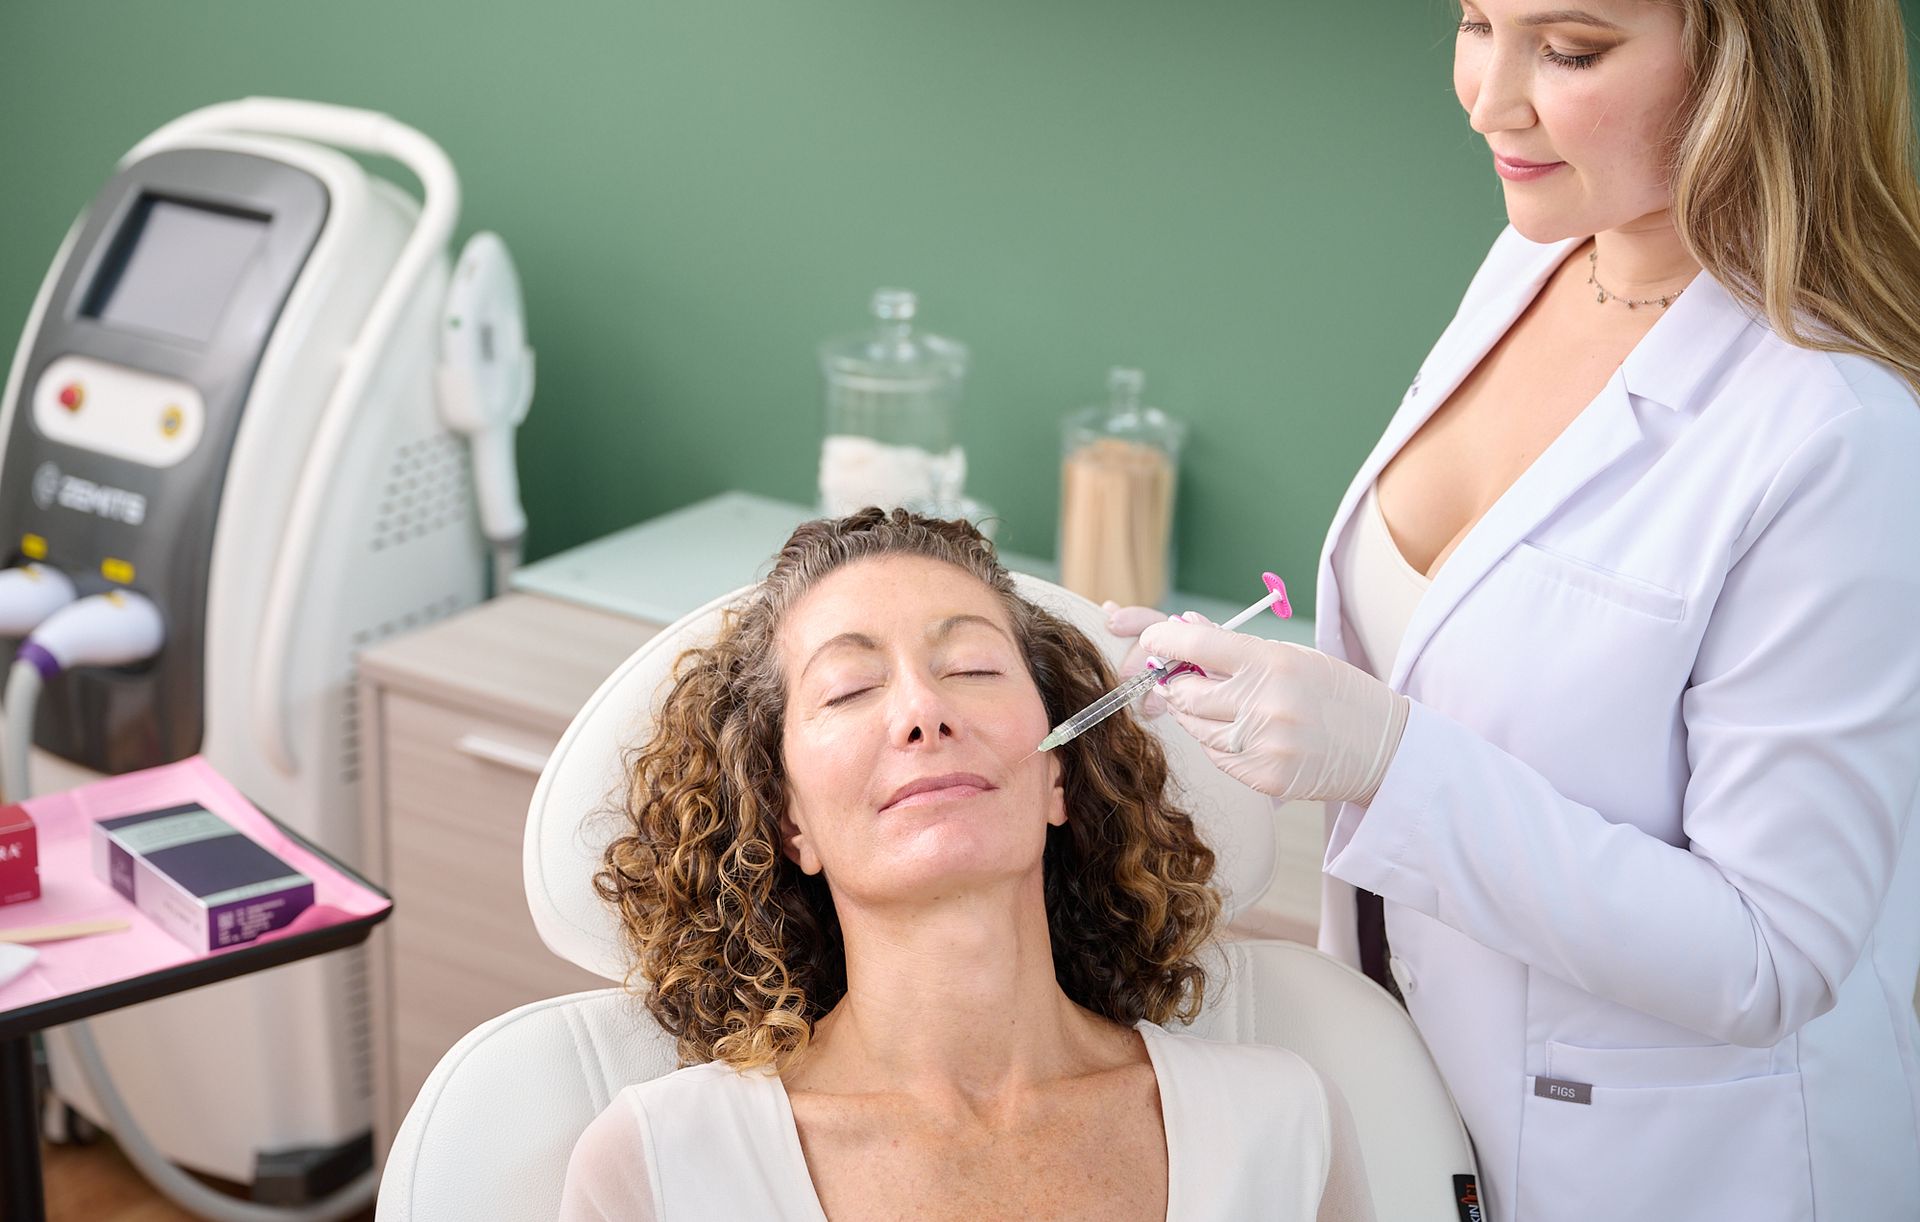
[525,573,1278,981]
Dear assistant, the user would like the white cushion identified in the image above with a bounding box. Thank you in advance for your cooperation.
[524,573,1280,982]
[378,989,673,1221]
[1188,939,1478,1221]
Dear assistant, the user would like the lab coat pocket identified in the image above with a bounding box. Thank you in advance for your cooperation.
[1517,1041,1813,1222]
[1505,541,1687,622]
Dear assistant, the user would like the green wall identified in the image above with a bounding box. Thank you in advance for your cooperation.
[2,3,1914,615]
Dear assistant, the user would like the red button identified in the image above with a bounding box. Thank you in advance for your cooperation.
[57,384,83,411]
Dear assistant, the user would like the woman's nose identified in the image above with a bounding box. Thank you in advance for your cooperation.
[1465,48,1537,135]
[889,672,956,747]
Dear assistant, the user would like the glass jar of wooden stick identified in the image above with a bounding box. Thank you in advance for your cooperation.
[1058,368,1184,607]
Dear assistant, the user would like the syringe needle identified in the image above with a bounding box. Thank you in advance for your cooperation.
[1037,667,1162,751]
[1037,572,1291,754]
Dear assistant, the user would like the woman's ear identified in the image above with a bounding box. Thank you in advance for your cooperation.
[1045,753,1069,827]
[780,805,825,875]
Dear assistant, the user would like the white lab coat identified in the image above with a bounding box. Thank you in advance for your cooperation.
[1314,225,1920,1222]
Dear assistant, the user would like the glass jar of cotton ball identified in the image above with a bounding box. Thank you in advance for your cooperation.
[1058,367,1184,607]
[817,289,970,518]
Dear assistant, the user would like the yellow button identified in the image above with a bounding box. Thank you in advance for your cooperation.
[161,406,184,437]
[101,557,134,585]
[20,534,46,561]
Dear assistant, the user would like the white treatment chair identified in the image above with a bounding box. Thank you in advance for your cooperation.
[378,575,1478,1221]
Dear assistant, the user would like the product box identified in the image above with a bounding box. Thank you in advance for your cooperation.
[92,802,314,952]
[0,803,39,906]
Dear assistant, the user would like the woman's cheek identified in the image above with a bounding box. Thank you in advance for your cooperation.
[1537,89,1600,151]
[991,690,1051,755]
[808,710,873,758]
[786,704,866,773]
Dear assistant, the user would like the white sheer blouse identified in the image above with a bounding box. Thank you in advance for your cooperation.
[558,1020,1376,1221]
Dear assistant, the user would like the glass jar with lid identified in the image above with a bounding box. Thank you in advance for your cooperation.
[1058,367,1185,607]
[817,289,969,517]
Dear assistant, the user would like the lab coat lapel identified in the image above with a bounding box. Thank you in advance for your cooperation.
[1382,258,1764,690]
[1315,235,1584,668]
[1385,372,1645,690]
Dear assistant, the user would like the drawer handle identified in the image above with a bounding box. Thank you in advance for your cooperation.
[454,734,551,776]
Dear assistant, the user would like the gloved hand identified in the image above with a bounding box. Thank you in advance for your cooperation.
[1135,613,1411,805]
[1102,601,1171,718]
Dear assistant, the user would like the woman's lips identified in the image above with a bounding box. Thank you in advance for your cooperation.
[1493,153,1565,182]
[881,772,996,812]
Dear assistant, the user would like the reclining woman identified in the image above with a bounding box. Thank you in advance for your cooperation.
[559,509,1374,1221]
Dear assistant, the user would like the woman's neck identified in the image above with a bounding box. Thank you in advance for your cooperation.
[1591,211,1700,297]
[792,868,1125,1103]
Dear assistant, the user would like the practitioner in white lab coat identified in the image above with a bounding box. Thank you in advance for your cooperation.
[1111,1,1920,1218]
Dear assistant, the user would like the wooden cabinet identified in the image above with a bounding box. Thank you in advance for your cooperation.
[355,593,661,1152]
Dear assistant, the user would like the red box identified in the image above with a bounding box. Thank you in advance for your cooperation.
[0,803,40,905]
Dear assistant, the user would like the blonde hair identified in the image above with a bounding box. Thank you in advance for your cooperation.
[1670,0,1920,397]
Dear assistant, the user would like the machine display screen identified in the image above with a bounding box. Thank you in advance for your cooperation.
[83,196,270,345]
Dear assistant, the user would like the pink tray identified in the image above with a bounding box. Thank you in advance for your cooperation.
[0,756,390,1026]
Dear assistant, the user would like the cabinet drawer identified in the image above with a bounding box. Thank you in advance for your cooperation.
[382,691,615,1116]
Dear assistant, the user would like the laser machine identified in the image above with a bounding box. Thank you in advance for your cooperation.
[0,97,534,1214]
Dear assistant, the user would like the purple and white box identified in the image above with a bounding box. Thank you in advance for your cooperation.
[91,802,315,952]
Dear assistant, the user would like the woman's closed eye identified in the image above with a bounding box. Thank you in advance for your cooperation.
[1456,19,1606,70]
[821,669,1004,708]
[823,687,875,708]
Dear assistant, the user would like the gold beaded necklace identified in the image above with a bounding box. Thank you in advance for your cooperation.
[1587,248,1687,310]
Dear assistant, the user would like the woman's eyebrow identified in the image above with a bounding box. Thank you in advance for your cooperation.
[1515,8,1624,30]
[929,614,1014,645]
[800,615,1012,679]
[801,632,880,680]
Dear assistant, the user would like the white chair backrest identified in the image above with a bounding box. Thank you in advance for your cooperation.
[1188,940,1480,1221]
[524,572,1280,981]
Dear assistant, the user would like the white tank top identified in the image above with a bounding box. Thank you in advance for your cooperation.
[558,1021,1373,1220]
[1332,483,1432,681]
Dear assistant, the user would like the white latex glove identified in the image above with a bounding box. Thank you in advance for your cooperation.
[1136,612,1411,805]
[1102,600,1170,718]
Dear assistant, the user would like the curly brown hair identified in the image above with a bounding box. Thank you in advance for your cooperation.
[594,508,1221,1072]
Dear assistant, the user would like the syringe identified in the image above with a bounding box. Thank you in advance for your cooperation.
[1036,572,1291,752]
